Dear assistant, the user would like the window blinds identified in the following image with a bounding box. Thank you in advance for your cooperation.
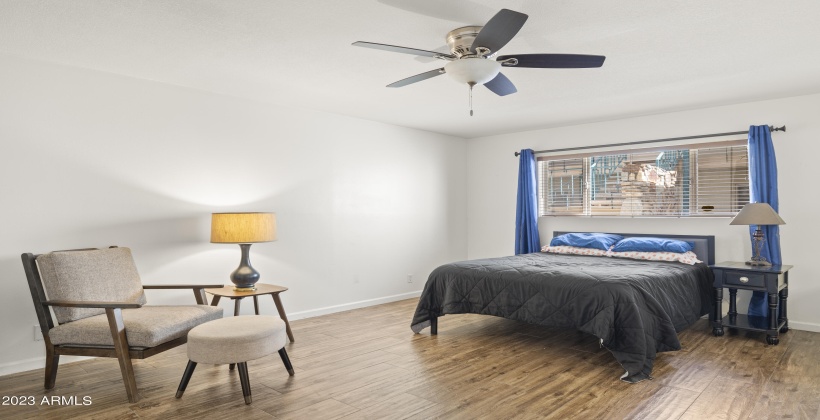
[539,158,585,215]
[538,142,749,217]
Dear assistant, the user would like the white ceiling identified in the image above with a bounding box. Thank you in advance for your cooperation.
[2,0,819,138]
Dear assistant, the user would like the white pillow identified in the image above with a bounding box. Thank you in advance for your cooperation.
[606,250,702,265]
[541,245,609,257]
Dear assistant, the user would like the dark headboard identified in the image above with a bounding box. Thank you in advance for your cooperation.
[553,231,715,266]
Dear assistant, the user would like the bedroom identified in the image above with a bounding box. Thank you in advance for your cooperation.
[0,0,818,419]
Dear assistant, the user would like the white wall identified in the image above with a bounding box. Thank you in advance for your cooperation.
[0,54,468,374]
[467,93,820,332]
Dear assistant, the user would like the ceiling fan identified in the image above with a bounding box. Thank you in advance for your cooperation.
[353,9,605,115]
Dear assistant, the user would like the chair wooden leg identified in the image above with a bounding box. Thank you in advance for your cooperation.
[106,308,139,403]
[278,348,295,376]
[44,344,59,389]
[237,362,252,405]
[175,361,197,398]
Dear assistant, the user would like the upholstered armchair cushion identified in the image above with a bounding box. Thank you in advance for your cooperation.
[36,248,147,324]
[48,305,224,348]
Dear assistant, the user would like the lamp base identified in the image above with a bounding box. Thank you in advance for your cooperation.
[746,260,772,267]
[230,244,261,291]
[747,229,772,267]
[746,258,772,267]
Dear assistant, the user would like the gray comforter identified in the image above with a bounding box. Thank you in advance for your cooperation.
[410,253,713,382]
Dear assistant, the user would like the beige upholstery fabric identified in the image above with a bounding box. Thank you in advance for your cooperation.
[48,305,223,348]
[187,316,287,364]
[36,248,147,324]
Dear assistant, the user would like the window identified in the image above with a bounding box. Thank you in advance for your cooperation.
[538,142,749,217]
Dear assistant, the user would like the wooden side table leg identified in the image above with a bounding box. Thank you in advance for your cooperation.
[231,297,242,369]
[766,292,779,345]
[712,287,724,337]
[728,288,737,318]
[253,295,260,315]
[272,293,295,343]
[779,287,789,333]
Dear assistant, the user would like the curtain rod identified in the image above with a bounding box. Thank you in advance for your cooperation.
[513,125,786,157]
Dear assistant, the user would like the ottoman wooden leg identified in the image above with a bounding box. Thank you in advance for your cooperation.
[278,348,295,376]
[237,362,252,405]
[175,361,197,398]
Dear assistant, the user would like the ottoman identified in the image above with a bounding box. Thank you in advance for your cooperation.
[175,315,294,404]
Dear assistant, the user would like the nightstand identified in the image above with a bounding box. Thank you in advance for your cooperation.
[711,261,792,345]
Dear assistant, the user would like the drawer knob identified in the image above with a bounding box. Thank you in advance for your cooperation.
[739,276,749,283]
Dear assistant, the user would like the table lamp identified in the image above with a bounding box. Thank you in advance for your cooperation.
[730,203,785,266]
[211,212,276,291]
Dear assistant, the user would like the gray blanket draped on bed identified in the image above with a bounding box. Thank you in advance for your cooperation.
[410,253,713,383]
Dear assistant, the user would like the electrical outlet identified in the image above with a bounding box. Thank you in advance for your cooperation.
[407,274,413,283]
[33,325,42,341]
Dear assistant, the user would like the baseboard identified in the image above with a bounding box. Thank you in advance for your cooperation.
[788,320,820,333]
[287,290,423,320]
[0,355,91,377]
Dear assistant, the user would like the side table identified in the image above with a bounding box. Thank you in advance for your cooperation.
[205,283,295,343]
[711,261,792,345]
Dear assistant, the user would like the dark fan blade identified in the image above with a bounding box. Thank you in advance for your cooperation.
[353,41,455,60]
[484,72,517,96]
[471,9,528,54]
[497,54,606,68]
[387,68,446,87]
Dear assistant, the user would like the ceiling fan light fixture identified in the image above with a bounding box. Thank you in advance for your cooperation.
[444,58,501,85]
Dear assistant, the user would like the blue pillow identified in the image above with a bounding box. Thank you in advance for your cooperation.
[611,237,694,254]
[550,233,624,251]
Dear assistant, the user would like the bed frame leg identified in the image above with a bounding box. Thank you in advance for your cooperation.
[430,315,438,335]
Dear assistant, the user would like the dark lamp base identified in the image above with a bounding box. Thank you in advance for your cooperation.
[230,244,261,291]
[746,259,772,267]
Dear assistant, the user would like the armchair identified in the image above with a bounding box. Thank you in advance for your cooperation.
[21,246,223,403]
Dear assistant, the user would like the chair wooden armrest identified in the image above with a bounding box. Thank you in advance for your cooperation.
[142,284,224,305]
[43,300,143,309]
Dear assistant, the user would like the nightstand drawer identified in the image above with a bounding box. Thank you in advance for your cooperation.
[723,271,765,287]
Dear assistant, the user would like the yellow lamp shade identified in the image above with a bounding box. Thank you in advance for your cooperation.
[210,213,276,244]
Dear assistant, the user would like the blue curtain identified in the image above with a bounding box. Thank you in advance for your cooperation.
[747,125,781,317]
[516,149,541,254]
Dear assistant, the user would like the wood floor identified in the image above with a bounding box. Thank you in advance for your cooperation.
[1,298,819,419]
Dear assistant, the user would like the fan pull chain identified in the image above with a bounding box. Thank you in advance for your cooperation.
[468,82,475,117]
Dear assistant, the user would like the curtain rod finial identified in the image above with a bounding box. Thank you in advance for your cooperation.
[770,125,786,133]
[514,152,520,157]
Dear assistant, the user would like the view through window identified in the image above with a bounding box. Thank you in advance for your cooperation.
[538,143,749,217]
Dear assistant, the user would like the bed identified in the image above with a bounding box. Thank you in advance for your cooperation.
[410,232,715,383]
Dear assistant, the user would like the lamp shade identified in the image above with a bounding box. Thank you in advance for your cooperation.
[210,212,276,243]
[729,203,785,226]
